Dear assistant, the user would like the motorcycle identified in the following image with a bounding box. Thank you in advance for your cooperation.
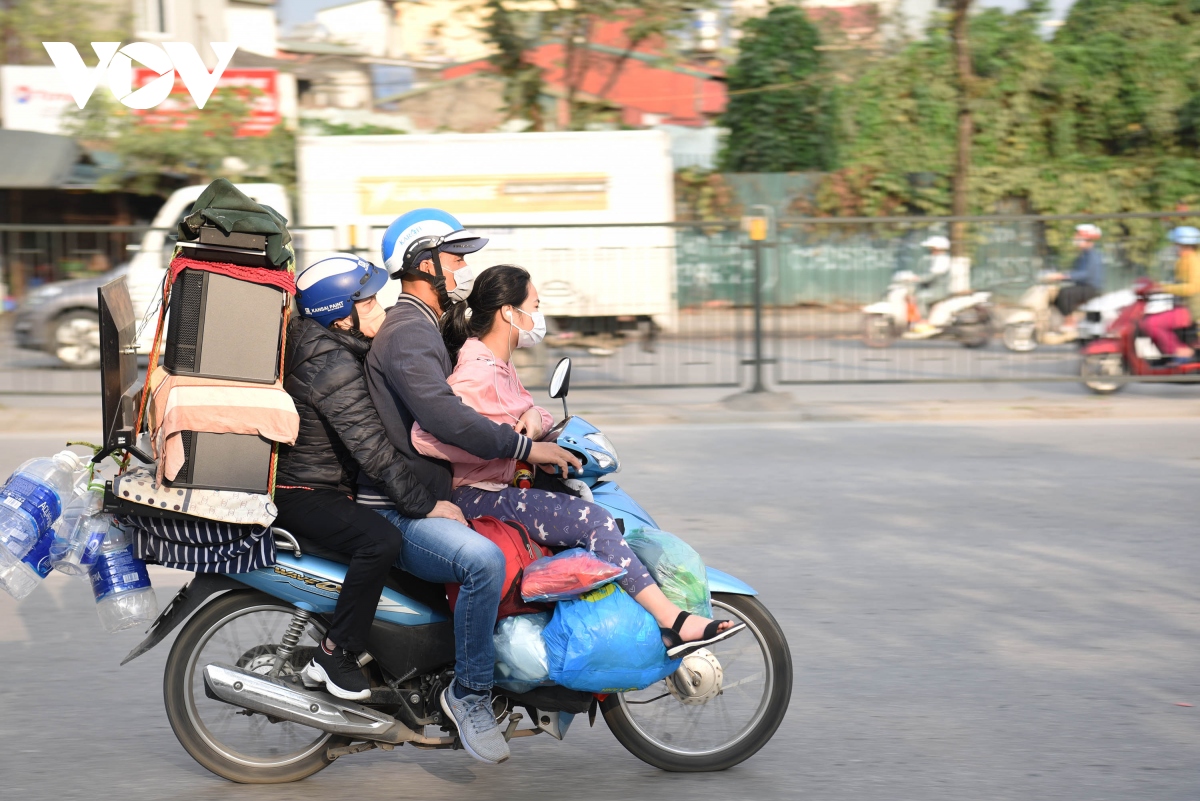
[117,358,793,783]
[862,270,992,349]
[1004,275,1134,352]
[1080,279,1200,394]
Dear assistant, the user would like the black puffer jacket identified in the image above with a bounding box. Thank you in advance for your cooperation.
[277,318,435,516]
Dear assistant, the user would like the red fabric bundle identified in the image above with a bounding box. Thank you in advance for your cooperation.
[521,548,627,603]
[168,255,296,295]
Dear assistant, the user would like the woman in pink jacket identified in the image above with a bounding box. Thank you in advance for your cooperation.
[411,265,741,657]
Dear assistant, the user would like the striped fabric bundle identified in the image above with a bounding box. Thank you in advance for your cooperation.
[126,515,276,574]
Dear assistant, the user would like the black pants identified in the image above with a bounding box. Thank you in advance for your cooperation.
[273,488,404,653]
[1054,284,1100,317]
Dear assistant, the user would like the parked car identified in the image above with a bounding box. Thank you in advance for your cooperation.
[12,265,128,368]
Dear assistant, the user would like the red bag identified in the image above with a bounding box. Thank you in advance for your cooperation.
[521,548,626,602]
[445,516,553,620]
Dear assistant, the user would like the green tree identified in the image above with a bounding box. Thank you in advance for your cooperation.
[66,92,295,198]
[0,0,128,65]
[718,5,838,172]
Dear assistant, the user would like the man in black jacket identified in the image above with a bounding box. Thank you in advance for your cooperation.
[276,254,476,702]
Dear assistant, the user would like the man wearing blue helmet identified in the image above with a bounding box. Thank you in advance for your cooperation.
[359,209,581,764]
[276,254,480,703]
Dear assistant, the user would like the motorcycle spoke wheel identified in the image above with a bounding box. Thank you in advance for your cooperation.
[602,594,792,772]
[164,591,349,783]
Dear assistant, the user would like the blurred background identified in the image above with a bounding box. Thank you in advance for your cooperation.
[3,5,1200,801]
[0,0,1196,394]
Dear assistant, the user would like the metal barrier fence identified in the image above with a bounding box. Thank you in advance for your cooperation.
[1,212,1197,393]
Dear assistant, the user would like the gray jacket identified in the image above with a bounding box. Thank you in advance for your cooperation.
[358,294,533,507]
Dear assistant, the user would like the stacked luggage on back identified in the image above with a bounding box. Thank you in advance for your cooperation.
[118,179,301,582]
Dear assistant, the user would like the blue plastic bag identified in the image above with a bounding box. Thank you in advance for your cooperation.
[543,583,681,693]
[493,612,553,693]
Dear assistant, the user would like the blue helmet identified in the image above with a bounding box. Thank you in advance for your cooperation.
[296,253,389,328]
[380,208,488,280]
[1169,226,1200,246]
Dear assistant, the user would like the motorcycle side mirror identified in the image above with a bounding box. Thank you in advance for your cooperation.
[549,357,571,417]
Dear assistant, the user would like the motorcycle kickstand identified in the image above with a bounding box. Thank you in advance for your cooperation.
[502,712,523,742]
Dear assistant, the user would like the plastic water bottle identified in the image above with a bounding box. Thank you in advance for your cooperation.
[0,450,87,595]
[90,526,159,632]
[0,525,58,600]
[51,489,110,577]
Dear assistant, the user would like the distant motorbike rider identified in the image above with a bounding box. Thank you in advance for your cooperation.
[912,235,970,332]
[1142,226,1200,362]
[1047,224,1104,328]
[275,254,468,702]
[359,208,581,765]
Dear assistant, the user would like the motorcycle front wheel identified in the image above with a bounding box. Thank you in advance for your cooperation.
[163,590,350,784]
[1081,353,1127,394]
[602,593,792,772]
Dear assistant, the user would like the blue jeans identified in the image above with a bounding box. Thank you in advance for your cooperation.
[374,510,503,692]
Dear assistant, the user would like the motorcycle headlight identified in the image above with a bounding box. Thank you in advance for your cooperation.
[584,432,619,472]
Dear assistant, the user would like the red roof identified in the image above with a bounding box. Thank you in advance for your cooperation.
[443,17,725,128]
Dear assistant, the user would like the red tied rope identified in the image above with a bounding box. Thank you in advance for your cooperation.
[168,256,296,296]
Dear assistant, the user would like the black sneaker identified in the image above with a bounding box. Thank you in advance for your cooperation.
[301,643,371,701]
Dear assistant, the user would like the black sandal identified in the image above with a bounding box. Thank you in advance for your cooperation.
[660,611,747,659]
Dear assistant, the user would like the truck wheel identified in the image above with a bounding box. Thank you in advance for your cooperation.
[53,310,101,368]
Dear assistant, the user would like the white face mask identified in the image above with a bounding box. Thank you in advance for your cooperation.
[446,264,474,303]
[510,306,546,348]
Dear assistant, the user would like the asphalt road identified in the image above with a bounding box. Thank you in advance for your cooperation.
[2,419,1199,800]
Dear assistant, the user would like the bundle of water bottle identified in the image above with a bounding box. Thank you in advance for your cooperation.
[0,450,159,632]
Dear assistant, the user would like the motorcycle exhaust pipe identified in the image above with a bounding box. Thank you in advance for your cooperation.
[203,663,423,745]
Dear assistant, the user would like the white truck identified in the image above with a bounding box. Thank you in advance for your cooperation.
[295,130,679,333]
[21,131,676,366]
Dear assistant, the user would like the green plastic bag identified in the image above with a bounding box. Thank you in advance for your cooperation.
[625,528,712,617]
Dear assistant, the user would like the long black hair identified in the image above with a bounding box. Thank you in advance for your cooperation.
[441,264,532,362]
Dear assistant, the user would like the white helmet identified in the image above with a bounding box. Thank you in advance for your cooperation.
[921,235,950,251]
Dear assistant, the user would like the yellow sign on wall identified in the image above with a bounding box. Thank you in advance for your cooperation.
[359,175,609,216]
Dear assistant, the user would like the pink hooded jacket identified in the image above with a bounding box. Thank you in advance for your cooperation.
[411,338,554,490]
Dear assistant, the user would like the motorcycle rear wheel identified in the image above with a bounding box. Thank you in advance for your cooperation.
[601,593,792,772]
[163,590,351,784]
[1002,321,1038,353]
[863,314,896,348]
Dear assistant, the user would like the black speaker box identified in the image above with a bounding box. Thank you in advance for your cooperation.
[165,269,285,383]
[164,431,274,494]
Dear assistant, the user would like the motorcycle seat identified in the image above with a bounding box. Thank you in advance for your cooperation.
[289,534,451,615]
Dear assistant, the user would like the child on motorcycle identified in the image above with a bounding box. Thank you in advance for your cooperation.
[1143,226,1200,363]
[409,264,744,662]
[277,255,478,703]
